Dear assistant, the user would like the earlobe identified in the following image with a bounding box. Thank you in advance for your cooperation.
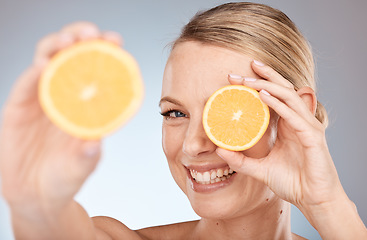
[296,87,317,115]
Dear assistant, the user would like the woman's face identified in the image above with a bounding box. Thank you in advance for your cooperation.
[161,41,277,219]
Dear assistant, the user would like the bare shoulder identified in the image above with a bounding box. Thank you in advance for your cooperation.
[92,216,143,240]
[92,216,198,240]
[92,217,304,240]
[292,232,308,240]
[136,220,199,240]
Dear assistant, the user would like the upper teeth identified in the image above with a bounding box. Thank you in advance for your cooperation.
[190,167,235,184]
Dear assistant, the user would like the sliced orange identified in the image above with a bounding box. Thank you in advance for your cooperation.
[203,85,270,151]
[39,39,144,139]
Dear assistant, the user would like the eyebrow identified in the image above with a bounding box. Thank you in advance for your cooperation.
[159,96,184,107]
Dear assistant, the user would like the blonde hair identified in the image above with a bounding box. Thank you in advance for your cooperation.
[172,2,328,127]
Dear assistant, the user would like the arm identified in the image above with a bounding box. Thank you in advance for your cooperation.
[11,201,96,240]
[0,22,138,240]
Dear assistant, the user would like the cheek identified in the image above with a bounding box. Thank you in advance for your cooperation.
[162,124,188,193]
[162,124,184,163]
[162,125,169,156]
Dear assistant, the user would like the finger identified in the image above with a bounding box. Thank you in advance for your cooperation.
[60,21,101,41]
[101,31,123,46]
[228,74,244,85]
[259,90,315,133]
[33,32,75,65]
[216,148,268,184]
[251,60,294,89]
[228,73,317,126]
[244,79,317,125]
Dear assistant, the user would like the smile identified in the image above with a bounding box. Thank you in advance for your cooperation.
[189,166,236,184]
[185,164,237,193]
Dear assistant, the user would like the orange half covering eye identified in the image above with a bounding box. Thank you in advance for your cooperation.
[203,85,269,151]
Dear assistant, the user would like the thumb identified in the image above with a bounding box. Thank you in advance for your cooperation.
[216,148,268,184]
[6,62,46,107]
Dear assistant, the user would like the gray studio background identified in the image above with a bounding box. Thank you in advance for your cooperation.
[0,0,366,239]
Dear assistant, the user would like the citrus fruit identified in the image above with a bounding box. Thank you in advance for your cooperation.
[39,39,144,139]
[203,85,270,151]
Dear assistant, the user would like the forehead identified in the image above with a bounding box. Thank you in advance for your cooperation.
[161,41,257,103]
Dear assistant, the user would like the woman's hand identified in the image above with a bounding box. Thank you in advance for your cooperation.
[216,60,367,238]
[0,22,122,218]
[219,60,340,208]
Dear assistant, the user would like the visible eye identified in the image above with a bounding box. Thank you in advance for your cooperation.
[160,110,187,120]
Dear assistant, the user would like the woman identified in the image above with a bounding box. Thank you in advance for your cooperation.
[0,2,366,239]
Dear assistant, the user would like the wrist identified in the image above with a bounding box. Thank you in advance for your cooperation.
[9,199,74,234]
[8,196,71,223]
[299,194,367,240]
[302,193,352,226]
[10,200,96,240]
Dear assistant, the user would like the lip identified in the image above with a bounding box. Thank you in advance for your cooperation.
[185,165,237,193]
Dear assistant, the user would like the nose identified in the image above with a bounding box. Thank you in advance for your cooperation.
[183,116,217,158]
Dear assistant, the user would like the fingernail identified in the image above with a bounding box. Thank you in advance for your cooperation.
[80,27,98,39]
[83,142,100,158]
[228,74,242,79]
[228,74,243,84]
[34,57,48,68]
[254,60,265,66]
[260,89,271,96]
[244,77,257,82]
[216,148,224,159]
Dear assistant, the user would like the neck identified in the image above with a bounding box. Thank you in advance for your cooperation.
[194,198,292,240]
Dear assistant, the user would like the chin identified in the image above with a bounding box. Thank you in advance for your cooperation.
[184,173,271,220]
[189,193,243,219]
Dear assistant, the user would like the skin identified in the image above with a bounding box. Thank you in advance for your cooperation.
[0,22,366,240]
